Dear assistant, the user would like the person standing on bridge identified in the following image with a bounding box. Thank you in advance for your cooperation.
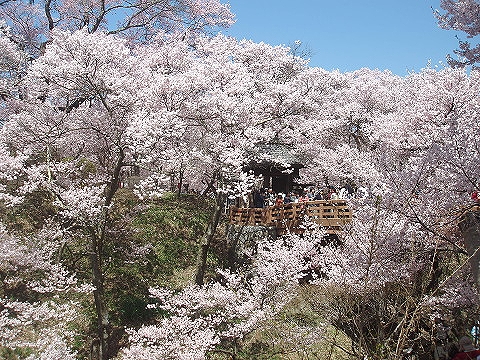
[472,189,480,203]
[298,192,309,203]
[283,193,292,204]
[253,189,265,208]
[450,336,480,360]
[275,194,284,207]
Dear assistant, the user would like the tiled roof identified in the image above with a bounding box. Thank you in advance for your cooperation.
[247,142,306,169]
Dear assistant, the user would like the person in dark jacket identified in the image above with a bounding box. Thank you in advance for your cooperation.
[253,189,265,208]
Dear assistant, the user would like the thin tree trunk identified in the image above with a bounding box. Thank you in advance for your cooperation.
[177,168,184,198]
[90,235,109,360]
[89,151,124,360]
[195,192,225,286]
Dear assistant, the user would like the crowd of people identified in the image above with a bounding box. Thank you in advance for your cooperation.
[232,183,368,209]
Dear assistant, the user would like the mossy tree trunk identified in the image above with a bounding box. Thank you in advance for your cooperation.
[89,151,124,360]
[195,191,225,286]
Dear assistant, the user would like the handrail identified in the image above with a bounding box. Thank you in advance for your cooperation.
[229,199,352,234]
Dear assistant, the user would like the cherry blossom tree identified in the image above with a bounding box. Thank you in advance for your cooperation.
[0,0,235,137]
[435,0,480,68]
[2,5,480,358]
[0,25,314,357]
[0,28,147,359]
[0,0,234,55]
[295,66,480,359]
[128,33,312,284]
[0,224,83,359]
[0,20,29,123]
[118,232,323,360]
[128,33,310,196]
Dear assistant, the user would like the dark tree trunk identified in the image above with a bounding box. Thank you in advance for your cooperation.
[177,168,184,198]
[89,151,124,360]
[195,192,225,286]
[90,236,109,360]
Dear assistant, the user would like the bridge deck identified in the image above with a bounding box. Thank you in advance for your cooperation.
[228,199,352,234]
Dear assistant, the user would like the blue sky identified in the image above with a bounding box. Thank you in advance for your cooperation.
[222,1,463,76]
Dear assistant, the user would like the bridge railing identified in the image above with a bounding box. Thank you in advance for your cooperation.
[228,199,352,234]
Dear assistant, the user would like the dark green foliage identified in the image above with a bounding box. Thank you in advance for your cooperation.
[240,340,274,359]
[0,190,57,233]
[65,190,215,355]
[116,295,152,324]
[0,347,34,360]
[101,191,213,331]
[131,193,212,283]
[1,186,215,357]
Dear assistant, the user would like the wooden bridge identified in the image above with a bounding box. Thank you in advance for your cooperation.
[228,199,352,234]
